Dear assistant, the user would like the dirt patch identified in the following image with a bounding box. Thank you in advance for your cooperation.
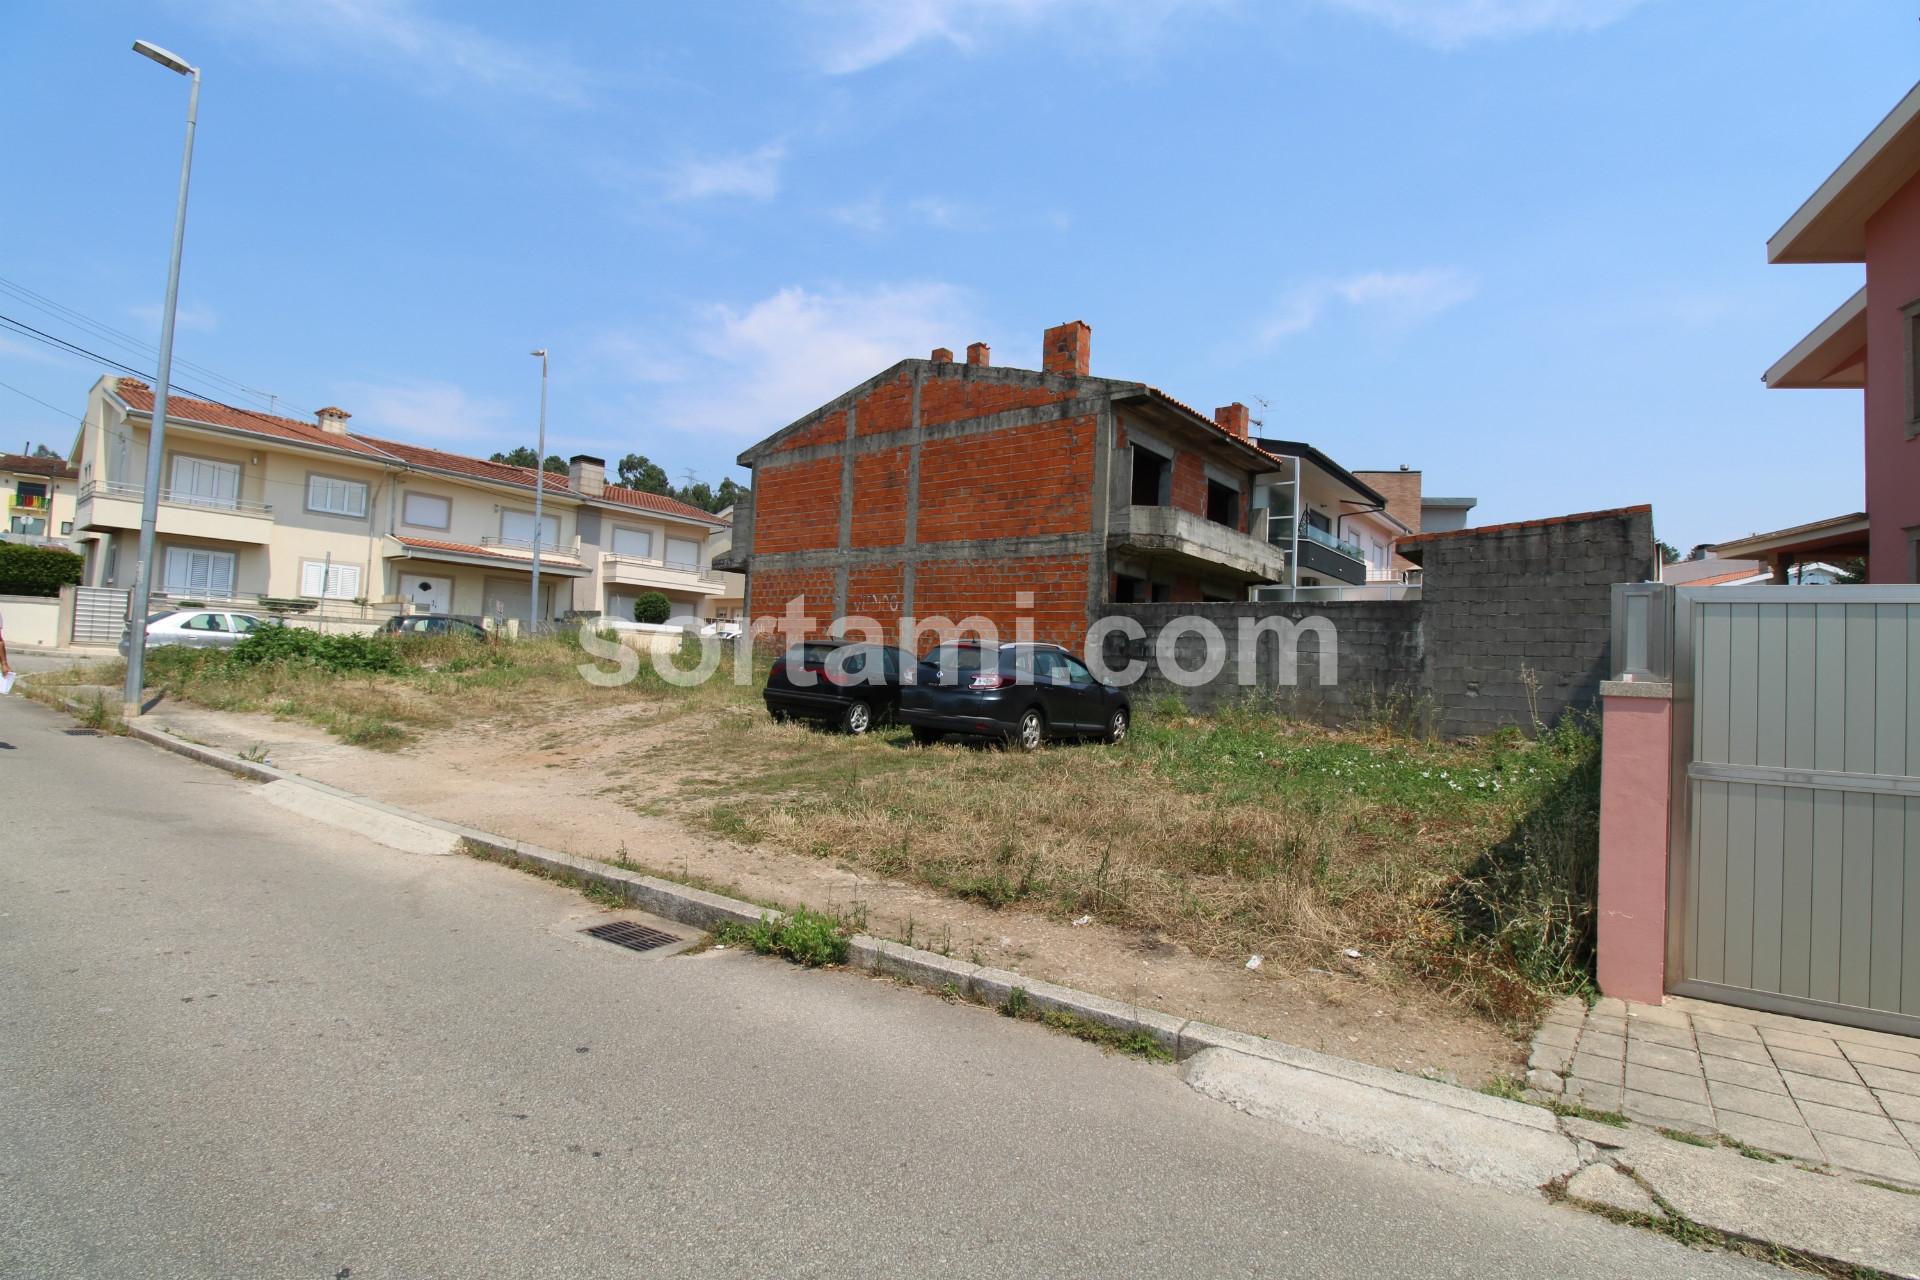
[136,693,1524,1085]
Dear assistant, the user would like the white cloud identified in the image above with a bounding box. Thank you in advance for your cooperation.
[126,301,218,334]
[801,0,1223,74]
[597,282,972,441]
[827,193,977,231]
[1316,0,1649,48]
[338,379,518,445]
[1259,267,1478,343]
[190,0,592,105]
[666,144,787,202]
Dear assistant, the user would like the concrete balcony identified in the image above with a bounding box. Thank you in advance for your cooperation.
[1108,505,1289,583]
[75,481,275,546]
[601,552,725,596]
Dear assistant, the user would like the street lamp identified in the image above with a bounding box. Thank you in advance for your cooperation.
[529,348,548,633]
[124,39,201,718]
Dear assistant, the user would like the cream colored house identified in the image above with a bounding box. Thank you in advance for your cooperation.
[70,375,727,627]
[2,452,79,548]
[704,505,746,622]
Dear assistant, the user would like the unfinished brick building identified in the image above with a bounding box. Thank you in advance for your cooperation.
[724,321,1404,651]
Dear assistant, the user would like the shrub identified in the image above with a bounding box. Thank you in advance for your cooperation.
[633,591,672,625]
[0,543,83,597]
[716,908,850,967]
[226,625,404,674]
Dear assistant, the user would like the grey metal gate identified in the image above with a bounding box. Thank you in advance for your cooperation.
[1668,585,1920,1035]
[72,586,129,647]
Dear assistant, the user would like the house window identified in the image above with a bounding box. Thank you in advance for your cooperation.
[307,473,369,518]
[162,547,236,597]
[1131,444,1172,506]
[300,559,363,600]
[1205,479,1238,527]
[170,455,240,508]
[401,491,451,530]
[501,509,560,548]
[1906,300,1920,437]
[665,536,700,569]
[60,521,72,535]
[1113,573,1146,604]
[612,527,654,559]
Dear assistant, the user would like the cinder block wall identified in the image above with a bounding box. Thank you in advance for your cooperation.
[1098,506,1655,736]
[1411,505,1655,737]
[1100,600,1427,719]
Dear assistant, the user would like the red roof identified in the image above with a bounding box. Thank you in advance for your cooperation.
[0,452,77,479]
[112,377,721,522]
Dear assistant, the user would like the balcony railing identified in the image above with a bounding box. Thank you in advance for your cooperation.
[10,495,49,512]
[1263,514,1364,563]
[602,550,716,583]
[480,535,583,560]
[80,479,273,516]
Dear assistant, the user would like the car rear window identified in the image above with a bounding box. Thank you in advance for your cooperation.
[918,645,994,684]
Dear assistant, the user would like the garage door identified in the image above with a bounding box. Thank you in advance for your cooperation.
[1670,587,1920,1035]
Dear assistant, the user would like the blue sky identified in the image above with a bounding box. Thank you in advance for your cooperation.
[0,1,1912,550]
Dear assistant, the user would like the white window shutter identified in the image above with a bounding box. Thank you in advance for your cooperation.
[301,561,327,597]
[208,552,234,597]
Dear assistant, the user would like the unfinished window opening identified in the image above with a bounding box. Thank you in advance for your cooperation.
[1131,444,1172,506]
[1113,573,1146,603]
[1205,479,1238,528]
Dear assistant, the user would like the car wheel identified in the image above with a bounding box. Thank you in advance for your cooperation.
[1105,707,1130,744]
[768,707,791,724]
[911,726,942,746]
[1013,707,1044,752]
[842,701,873,735]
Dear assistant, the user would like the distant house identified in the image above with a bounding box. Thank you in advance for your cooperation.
[1352,465,1477,581]
[69,376,727,627]
[1,451,78,548]
[1757,79,1920,581]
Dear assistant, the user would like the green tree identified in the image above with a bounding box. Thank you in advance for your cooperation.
[632,591,672,624]
[1655,539,1680,565]
[30,444,59,459]
[543,455,566,474]
[489,446,539,468]
[676,480,715,511]
[617,453,671,493]
[713,477,747,511]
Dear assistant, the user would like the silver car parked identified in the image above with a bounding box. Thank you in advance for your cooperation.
[119,609,273,655]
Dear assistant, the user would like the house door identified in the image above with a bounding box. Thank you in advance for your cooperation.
[404,575,452,614]
[1670,586,1920,1035]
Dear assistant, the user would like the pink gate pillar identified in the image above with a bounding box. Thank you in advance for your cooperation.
[1596,680,1676,1004]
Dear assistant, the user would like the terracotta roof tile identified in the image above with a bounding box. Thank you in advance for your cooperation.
[597,483,719,522]
[351,434,571,493]
[115,381,395,459]
[0,452,78,479]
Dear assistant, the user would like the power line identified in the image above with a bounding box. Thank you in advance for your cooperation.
[0,274,278,409]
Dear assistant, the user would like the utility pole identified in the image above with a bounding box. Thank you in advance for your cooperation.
[529,348,548,633]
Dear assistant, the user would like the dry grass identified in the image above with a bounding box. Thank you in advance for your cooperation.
[95,630,1601,1021]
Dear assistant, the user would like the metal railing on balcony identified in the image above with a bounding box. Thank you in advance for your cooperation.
[1263,514,1364,564]
[601,550,716,583]
[480,535,583,560]
[80,479,273,516]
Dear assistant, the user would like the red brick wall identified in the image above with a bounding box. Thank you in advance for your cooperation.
[854,373,914,437]
[846,563,904,621]
[774,409,845,453]
[1170,451,1207,518]
[919,378,1062,429]
[749,566,836,638]
[754,456,841,554]
[917,416,1094,544]
[912,554,1091,651]
[850,447,908,548]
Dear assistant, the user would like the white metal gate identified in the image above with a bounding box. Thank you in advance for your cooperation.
[72,586,130,647]
[1668,585,1920,1035]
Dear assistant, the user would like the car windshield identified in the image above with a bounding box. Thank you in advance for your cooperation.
[785,642,844,671]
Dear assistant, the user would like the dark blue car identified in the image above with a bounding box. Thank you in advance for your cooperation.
[899,641,1130,750]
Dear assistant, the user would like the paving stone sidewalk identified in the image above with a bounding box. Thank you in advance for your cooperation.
[1528,995,1920,1184]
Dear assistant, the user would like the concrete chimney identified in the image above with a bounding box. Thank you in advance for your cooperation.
[967,341,990,367]
[1041,320,1090,376]
[930,347,953,363]
[315,406,352,435]
[568,453,606,498]
[1214,402,1250,439]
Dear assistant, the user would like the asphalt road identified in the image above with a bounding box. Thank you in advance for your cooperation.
[0,691,1773,1279]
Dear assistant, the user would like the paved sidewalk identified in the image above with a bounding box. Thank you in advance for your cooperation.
[1529,995,1920,1184]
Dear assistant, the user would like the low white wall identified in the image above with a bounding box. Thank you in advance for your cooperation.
[0,594,64,647]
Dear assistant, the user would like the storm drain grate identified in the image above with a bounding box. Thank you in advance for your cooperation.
[64,729,101,737]
[582,921,681,953]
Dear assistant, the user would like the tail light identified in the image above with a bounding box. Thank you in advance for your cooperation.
[769,658,786,679]
[969,672,1015,691]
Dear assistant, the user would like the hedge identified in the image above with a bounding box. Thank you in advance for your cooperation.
[0,542,83,597]
[633,591,672,624]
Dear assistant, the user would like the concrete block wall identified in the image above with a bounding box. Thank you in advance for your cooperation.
[1410,505,1655,737]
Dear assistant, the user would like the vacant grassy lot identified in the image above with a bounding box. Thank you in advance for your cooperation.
[50,629,1600,1023]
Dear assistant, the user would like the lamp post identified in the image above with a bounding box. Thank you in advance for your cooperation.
[529,348,548,633]
[123,39,200,718]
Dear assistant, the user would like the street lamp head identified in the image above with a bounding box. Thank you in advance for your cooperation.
[132,39,195,76]
[530,348,547,358]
